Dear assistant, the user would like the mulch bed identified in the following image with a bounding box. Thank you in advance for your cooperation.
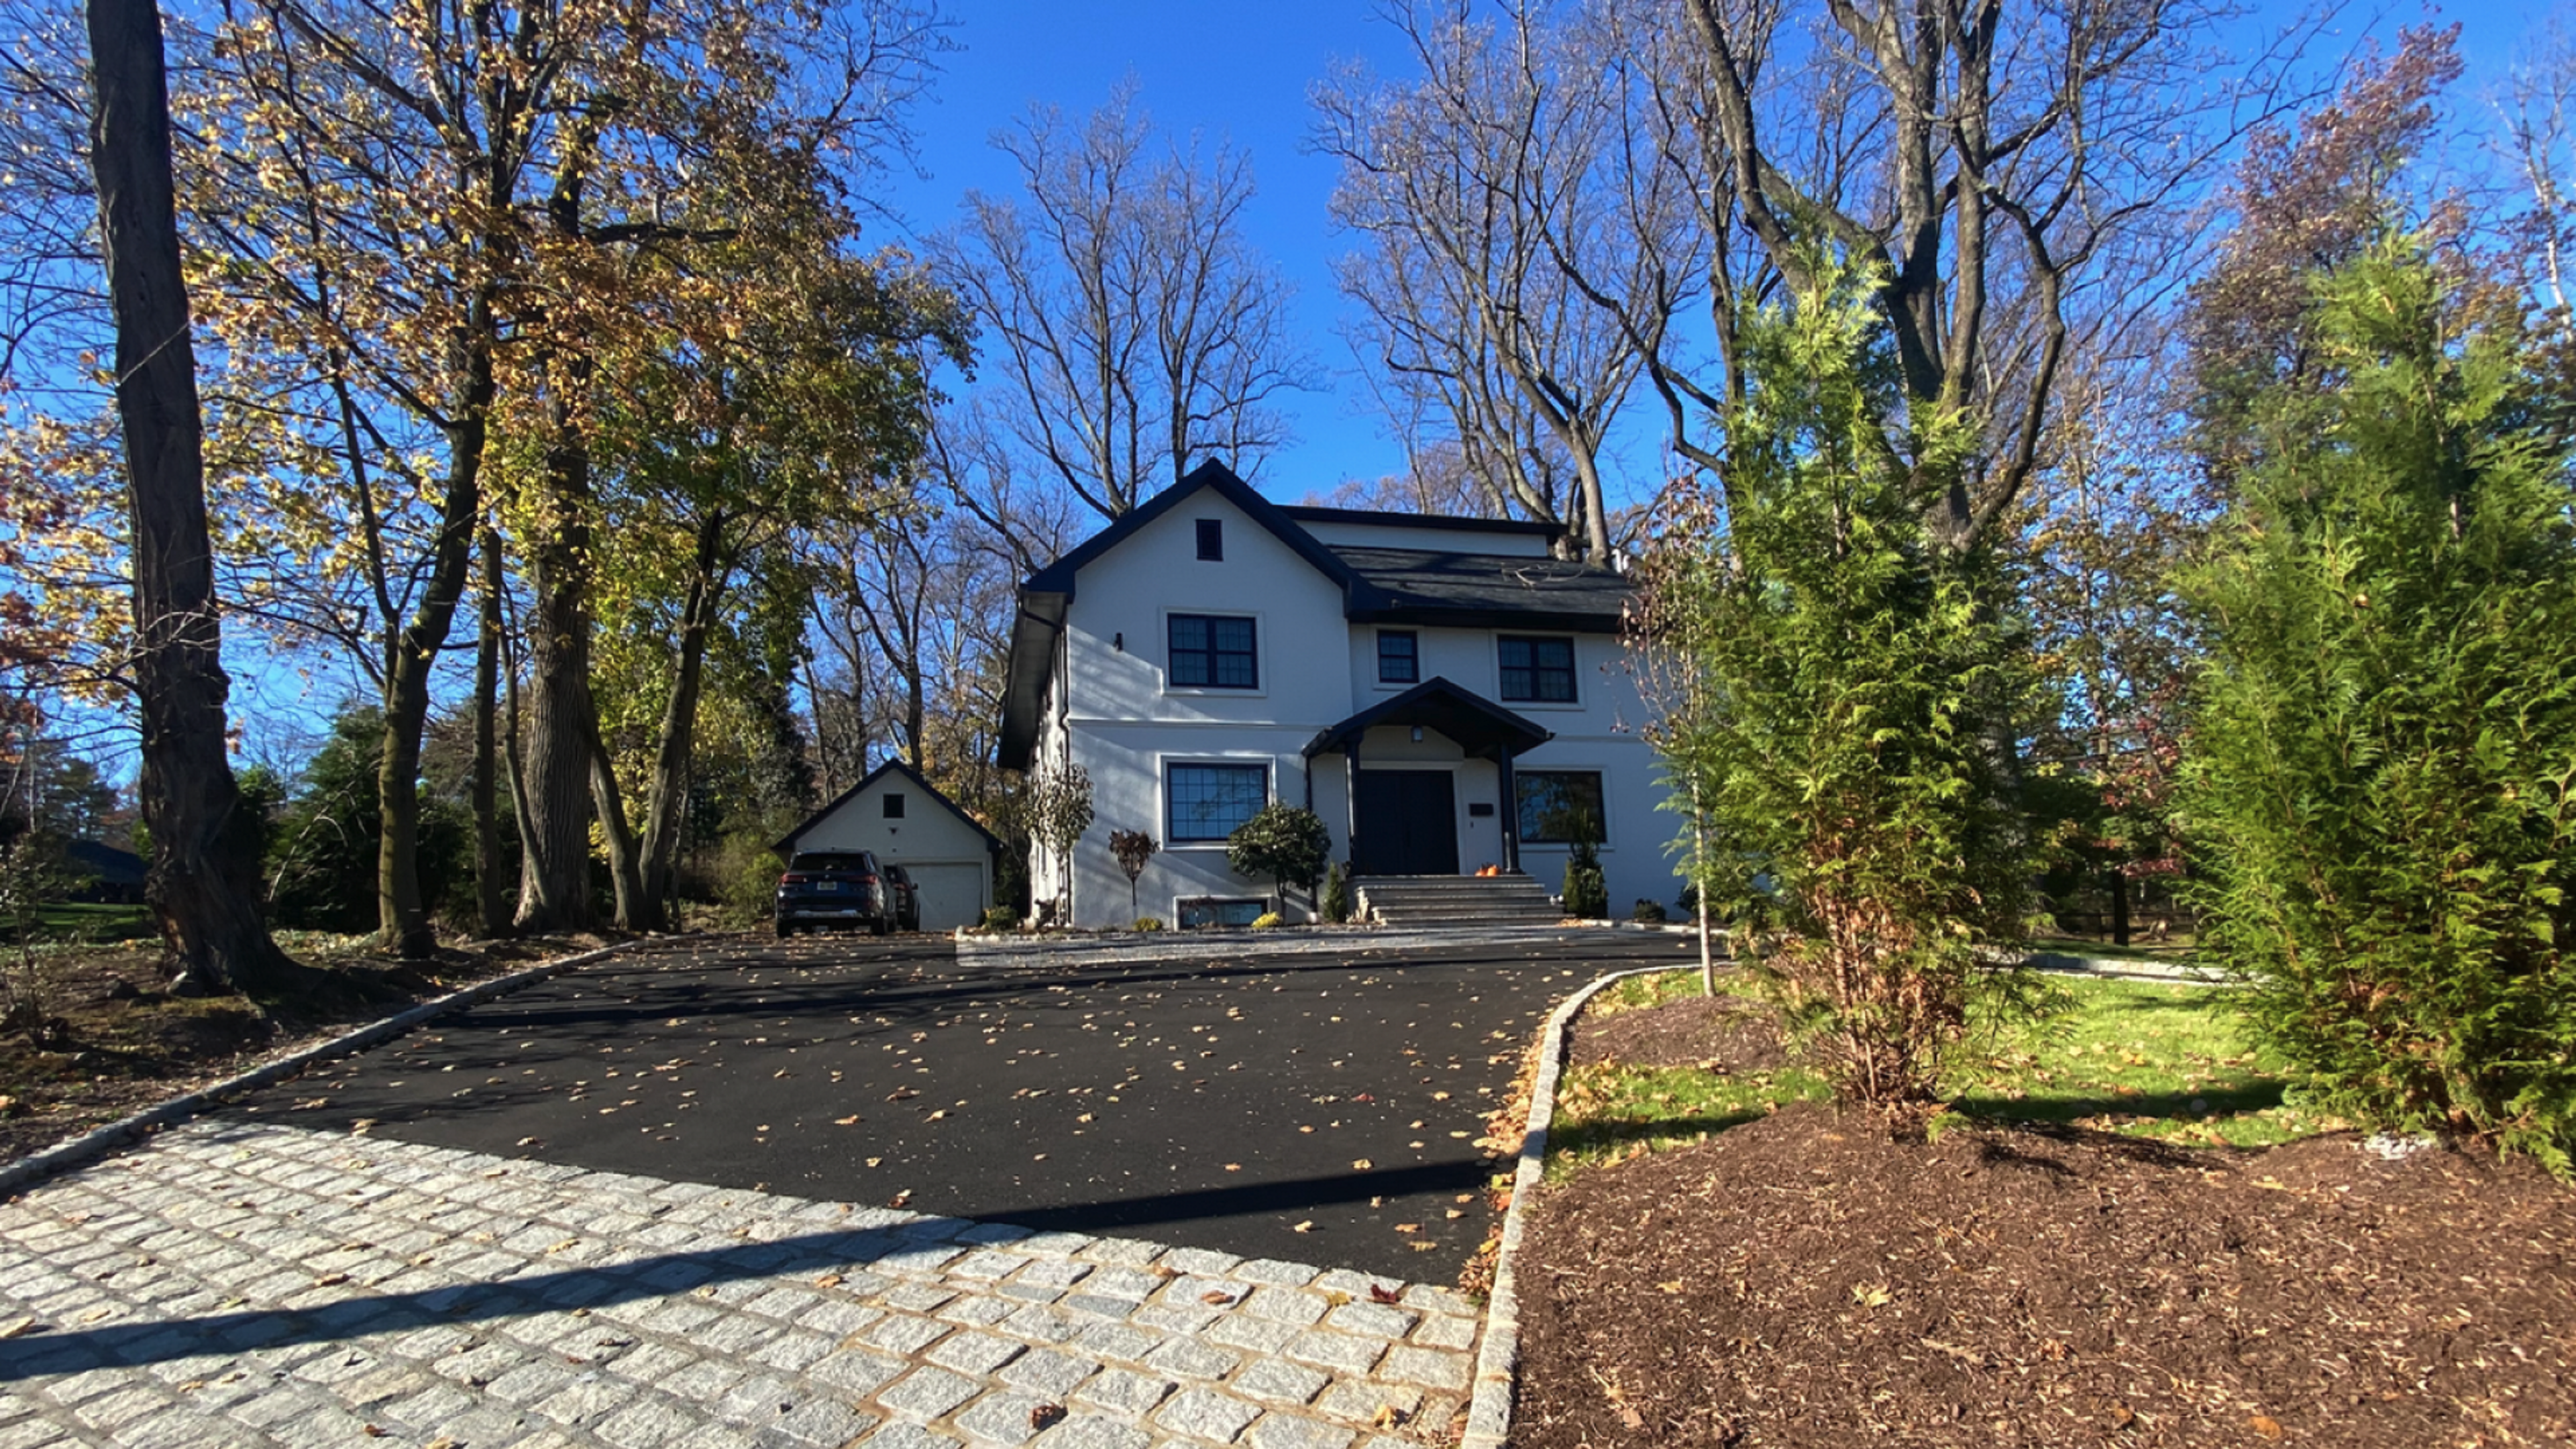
[1568,990,1786,1073]
[0,933,612,1166]
[1512,996,2575,1447]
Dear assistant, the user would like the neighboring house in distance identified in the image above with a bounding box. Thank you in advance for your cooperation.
[773,760,1000,930]
[65,840,147,905]
[998,461,1669,929]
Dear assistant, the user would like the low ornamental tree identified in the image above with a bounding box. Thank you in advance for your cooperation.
[1226,804,1332,917]
[1632,254,2037,1108]
[1109,829,1159,917]
[2178,239,2576,1171]
[1018,765,1094,923]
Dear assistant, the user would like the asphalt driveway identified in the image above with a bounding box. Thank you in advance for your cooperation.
[222,929,1698,1280]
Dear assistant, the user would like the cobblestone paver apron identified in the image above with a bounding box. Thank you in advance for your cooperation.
[0,1121,1476,1448]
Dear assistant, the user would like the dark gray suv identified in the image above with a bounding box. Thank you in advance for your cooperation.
[773,850,894,936]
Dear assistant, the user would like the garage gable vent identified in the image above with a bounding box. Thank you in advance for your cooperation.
[883,793,906,819]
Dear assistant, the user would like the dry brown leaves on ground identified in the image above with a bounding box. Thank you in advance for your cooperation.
[1515,1071,2573,1447]
[0,933,613,1164]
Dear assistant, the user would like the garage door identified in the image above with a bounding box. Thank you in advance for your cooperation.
[904,861,987,931]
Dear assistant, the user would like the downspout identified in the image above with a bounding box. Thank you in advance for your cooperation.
[1055,622,1073,924]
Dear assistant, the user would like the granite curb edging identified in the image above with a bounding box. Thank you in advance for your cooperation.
[1459,963,1676,1449]
[0,937,646,1199]
[953,922,1593,971]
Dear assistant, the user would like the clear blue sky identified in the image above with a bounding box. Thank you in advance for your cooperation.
[867,0,1435,499]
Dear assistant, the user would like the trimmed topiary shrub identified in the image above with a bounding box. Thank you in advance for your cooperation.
[1321,861,1351,924]
[1632,898,1668,924]
[982,905,1018,932]
[1561,838,1608,919]
[1227,804,1332,914]
[1133,916,1165,932]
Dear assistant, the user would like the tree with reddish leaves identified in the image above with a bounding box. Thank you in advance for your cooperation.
[2182,25,2500,496]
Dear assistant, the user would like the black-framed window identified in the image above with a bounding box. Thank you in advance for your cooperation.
[1168,763,1269,842]
[1179,897,1267,928]
[1169,614,1258,689]
[1517,771,1605,844]
[1498,635,1576,702]
[883,793,906,819]
[1196,519,1224,560]
[1377,630,1419,684]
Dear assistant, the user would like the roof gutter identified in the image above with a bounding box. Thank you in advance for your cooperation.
[995,589,1068,772]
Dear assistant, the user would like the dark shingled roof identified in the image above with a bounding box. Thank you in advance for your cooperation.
[997,461,1635,768]
[1329,546,1634,631]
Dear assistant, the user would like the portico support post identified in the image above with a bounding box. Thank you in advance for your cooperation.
[1344,741,1360,875]
[1497,747,1520,876]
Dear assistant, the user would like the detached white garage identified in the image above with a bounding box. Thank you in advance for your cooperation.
[774,761,1000,931]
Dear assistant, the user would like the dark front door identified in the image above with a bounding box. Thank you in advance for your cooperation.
[1354,769,1459,875]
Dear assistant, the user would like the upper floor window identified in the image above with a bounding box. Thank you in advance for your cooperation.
[1499,635,1576,703]
[1169,614,1258,689]
[1196,519,1224,560]
[883,793,906,820]
[1377,630,1419,685]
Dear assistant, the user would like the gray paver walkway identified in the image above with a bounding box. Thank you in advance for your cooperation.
[0,1120,1474,1447]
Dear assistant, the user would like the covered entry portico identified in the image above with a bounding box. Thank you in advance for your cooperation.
[1304,678,1552,877]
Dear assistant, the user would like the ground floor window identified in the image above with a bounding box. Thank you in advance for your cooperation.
[1178,897,1268,928]
[1517,770,1605,844]
[1169,762,1269,842]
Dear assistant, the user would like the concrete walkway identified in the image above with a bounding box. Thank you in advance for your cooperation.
[0,1120,1477,1448]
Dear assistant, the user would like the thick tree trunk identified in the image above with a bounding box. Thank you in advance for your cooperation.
[637,511,729,920]
[471,528,510,936]
[87,0,290,995]
[374,314,492,957]
[511,420,600,933]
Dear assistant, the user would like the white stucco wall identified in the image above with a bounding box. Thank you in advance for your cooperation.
[1023,494,1680,927]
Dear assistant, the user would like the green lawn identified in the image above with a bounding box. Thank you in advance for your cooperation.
[1548,970,2332,1175]
[1948,977,2344,1146]
[3,902,154,945]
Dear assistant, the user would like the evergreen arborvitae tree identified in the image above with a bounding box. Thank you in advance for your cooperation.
[1560,839,1607,920]
[2180,238,2576,1171]
[1634,254,2035,1107]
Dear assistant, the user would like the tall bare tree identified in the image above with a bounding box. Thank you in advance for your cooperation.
[85,0,290,993]
[1316,0,1703,557]
[938,88,1312,521]
[1660,0,2294,551]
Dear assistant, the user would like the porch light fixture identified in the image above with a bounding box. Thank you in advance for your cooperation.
[1411,726,1424,742]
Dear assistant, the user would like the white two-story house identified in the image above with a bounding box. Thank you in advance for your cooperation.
[996,462,1672,928]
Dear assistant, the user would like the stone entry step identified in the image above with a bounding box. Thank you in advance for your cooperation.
[1352,873,1560,926]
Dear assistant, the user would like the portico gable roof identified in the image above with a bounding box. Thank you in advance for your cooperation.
[1301,676,1554,762]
